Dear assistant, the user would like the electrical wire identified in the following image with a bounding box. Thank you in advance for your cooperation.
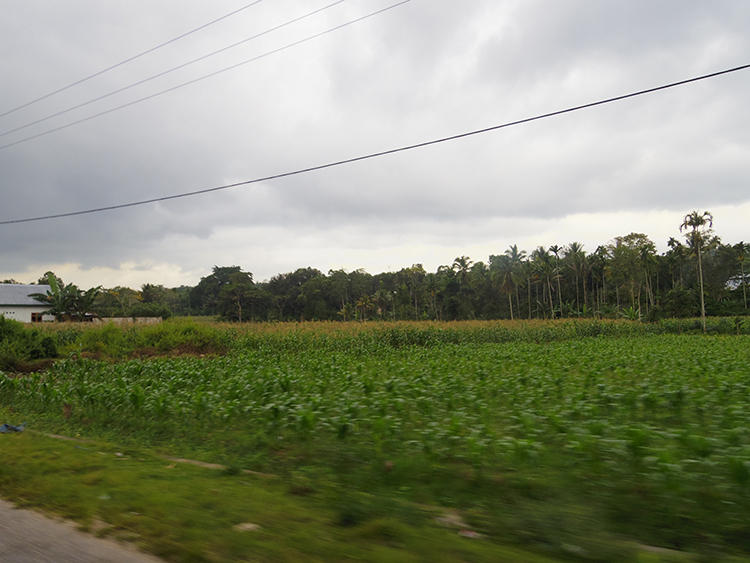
[1,63,747,226]
[0,0,410,152]
[0,1,346,139]
[0,1,263,120]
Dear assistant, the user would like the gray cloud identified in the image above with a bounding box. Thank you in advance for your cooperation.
[1,0,748,285]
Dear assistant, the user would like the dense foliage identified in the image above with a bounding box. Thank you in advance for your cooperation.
[0,316,57,370]
[96,232,749,322]
[5,212,747,322]
[29,271,101,321]
[2,321,749,558]
[2,211,747,323]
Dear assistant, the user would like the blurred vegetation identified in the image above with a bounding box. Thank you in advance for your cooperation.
[1,316,748,369]
[1,319,749,560]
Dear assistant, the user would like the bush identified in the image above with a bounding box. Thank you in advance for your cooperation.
[0,316,58,370]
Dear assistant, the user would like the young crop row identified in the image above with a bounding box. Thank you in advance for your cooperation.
[2,332,750,554]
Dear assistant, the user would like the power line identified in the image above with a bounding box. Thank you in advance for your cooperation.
[0,1,263,120]
[0,1,346,140]
[0,0,410,152]
[2,63,747,226]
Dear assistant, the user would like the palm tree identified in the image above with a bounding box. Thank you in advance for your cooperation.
[504,244,527,317]
[549,245,564,317]
[565,242,586,313]
[355,295,375,321]
[531,247,555,318]
[491,255,516,320]
[452,256,473,318]
[519,259,535,319]
[680,210,713,332]
[589,246,610,313]
[452,256,473,284]
[639,244,658,316]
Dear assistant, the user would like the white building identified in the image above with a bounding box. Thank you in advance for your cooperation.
[0,284,54,323]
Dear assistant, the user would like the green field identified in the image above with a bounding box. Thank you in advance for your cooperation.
[2,320,750,561]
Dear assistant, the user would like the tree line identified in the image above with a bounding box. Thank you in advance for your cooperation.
[10,211,749,323]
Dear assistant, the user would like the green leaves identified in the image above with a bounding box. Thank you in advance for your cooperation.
[30,272,101,321]
[3,325,750,555]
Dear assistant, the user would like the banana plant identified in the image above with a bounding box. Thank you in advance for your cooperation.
[29,272,74,320]
[29,272,100,321]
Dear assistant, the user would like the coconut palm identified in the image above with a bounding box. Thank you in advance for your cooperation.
[452,257,474,318]
[639,243,658,316]
[680,210,713,332]
[565,242,586,313]
[504,244,527,317]
[549,245,564,317]
[490,255,516,319]
[531,247,555,318]
[452,256,473,284]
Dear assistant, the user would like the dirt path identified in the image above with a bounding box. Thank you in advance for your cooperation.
[0,498,163,563]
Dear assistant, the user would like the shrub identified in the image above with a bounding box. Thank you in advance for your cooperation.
[0,316,58,370]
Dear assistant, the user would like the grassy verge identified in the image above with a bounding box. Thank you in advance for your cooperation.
[0,428,555,562]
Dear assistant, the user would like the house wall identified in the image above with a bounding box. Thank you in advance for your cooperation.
[0,307,54,323]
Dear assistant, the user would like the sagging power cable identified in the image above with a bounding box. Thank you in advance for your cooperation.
[2,63,747,226]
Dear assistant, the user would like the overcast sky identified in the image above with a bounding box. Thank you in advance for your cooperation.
[1,0,748,288]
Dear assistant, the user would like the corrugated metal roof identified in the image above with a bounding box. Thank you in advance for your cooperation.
[0,284,51,306]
